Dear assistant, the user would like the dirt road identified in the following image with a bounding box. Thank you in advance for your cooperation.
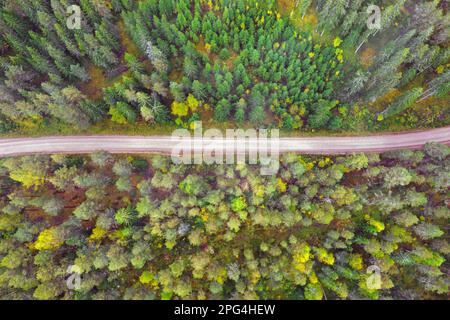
[0,126,449,157]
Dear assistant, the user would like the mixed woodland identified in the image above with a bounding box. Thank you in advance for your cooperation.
[0,143,449,299]
[0,0,448,134]
[0,0,448,301]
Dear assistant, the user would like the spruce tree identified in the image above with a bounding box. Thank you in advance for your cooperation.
[381,87,424,119]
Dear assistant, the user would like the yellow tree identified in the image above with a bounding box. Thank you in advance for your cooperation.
[34,227,64,250]
[171,101,189,117]
[9,157,48,189]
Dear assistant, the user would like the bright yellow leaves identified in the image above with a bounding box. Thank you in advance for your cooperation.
[305,162,314,171]
[318,157,332,168]
[315,248,335,265]
[18,118,38,129]
[189,121,198,130]
[318,159,326,168]
[294,247,311,264]
[257,16,265,25]
[34,228,63,251]
[139,271,155,284]
[215,267,228,285]
[250,270,261,285]
[292,243,311,273]
[365,215,385,232]
[171,94,200,118]
[335,48,344,63]
[171,101,189,117]
[349,254,363,270]
[333,37,343,48]
[436,65,444,74]
[10,168,46,189]
[309,272,318,284]
[308,52,315,58]
[254,185,265,198]
[187,94,200,112]
[89,226,107,242]
[277,178,287,193]
[200,208,209,222]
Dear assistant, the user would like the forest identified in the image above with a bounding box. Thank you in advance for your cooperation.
[0,0,448,303]
[0,0,448,135]
[0,143,448,300]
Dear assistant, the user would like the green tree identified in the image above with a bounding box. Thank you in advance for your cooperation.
[381,87,423,119]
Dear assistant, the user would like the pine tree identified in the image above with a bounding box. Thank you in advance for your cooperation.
[297,0,313,20]
[54,23,82,57]
[381,87,424,119]
[0,10,28,35]
[95,21,120,52]
[151,73,168,97]
[45,44,76,78]
[80,0,101,25]
[124,53,144,74]
[15,0,39,24]
[183,56,198,79]
[249,105,265,126]
[50,0,68,24]
[0,114,15,133]
[381,1,407,32]
[145,41,168,73]
[192,80,205,100]
[170,82,185,102]
[317,0,347,36]
[308,100,338,129]
[109,102,137,124]
[365,48,410,102]
[234,98,247,124]
[26,46,53,74]
[2,32,24,53]
[339,0,364,37]
[151,97,170,124]
[418,70,450,102]
[214,99,231,122]
[159,0,174,17]
[191,14,201,34]
[47,87,91,129]
[36,11,57,37]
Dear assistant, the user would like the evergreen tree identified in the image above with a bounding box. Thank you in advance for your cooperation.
[145,41,168,73]
[381,87,423,119]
